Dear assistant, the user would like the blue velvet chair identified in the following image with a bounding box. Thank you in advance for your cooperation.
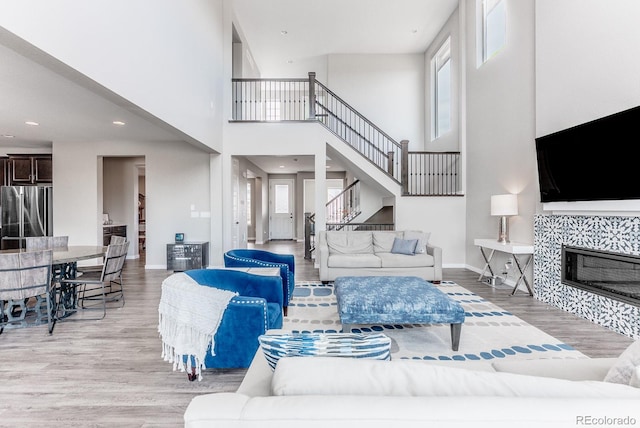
[223,249,295,316]
[182,268,284,378]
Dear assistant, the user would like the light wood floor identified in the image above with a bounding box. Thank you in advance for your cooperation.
[0,241,634,427]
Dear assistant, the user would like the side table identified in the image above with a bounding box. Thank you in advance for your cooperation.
[474,238,534,296]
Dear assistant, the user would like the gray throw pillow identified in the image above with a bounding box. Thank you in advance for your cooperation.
[390,238,418,255]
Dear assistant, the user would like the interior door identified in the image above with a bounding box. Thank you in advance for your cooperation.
[269,178,294,240]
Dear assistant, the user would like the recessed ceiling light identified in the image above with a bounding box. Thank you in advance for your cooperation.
[279,165,285,168]
[25,121,39,126]
[412,29,418,34]
[280,30,288,35]
[326,165,331,169]
[1,134,15,138]
[113,121,126,126]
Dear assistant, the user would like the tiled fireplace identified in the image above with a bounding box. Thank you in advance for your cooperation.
[534,214,640,339]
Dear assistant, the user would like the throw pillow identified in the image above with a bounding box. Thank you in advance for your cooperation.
[604,340,640,385]
[403,230,431,254]
[390,238,418,255]
[258,332,391,370]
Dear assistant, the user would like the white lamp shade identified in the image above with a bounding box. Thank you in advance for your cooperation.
[491,194,518,216]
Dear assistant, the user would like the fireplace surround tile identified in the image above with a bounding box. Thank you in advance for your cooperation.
[534,214,640,339]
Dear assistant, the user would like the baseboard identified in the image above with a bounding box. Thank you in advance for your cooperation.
[145,264,168,270]
[443,263,467,269]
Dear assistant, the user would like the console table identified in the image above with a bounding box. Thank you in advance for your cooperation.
[166,241,209,271]
[474,238,534,296]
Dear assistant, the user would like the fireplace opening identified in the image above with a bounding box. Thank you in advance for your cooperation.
[562,245,640,306]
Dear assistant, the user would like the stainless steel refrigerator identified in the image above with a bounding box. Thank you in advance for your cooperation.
[1,186,53,250]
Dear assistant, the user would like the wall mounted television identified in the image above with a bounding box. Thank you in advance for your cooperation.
[535,105,640,203]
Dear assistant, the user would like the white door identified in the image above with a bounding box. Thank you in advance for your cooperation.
[269,178,294,240]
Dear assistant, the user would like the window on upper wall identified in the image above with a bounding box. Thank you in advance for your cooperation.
[431,36,451,140]
[480,0,506,64]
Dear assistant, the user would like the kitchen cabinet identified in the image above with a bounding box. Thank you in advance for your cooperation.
[103,225,127,246]
[8,154,52,185]
[0,157,8,187]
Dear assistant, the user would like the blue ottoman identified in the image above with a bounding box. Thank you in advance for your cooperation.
[335,276,465,351]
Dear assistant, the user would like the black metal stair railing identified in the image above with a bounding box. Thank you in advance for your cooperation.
[313,81,402,183]
[230,73,463,197]
[326,180,361,225]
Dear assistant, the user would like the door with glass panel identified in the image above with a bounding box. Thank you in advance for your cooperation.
[269,179,294,240]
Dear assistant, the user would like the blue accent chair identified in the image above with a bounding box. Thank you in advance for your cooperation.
[223,249,295,316]
[182,269,283,379]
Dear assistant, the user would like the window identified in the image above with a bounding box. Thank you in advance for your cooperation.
[481,0,506,63]
[274,184,289,213]
[431,37,451,140]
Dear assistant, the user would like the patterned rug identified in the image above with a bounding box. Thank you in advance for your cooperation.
[284,281,587,362]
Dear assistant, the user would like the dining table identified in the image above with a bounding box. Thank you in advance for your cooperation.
[0,245,107,323]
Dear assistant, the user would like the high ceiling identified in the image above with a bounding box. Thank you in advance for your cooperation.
[0,0,458,172]
[233,0,459,76]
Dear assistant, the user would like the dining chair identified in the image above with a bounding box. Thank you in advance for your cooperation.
[0,249,54,335]
[110,235,126,245]
[25,236,69,251]
[59,241,129,320]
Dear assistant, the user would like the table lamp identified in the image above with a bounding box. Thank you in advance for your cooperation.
[491,194,518,244]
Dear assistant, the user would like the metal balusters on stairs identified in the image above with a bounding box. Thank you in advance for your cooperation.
[230,72,463,197]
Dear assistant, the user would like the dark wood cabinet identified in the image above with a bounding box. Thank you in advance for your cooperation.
[103,225,127,246]
[34,157,53,183]
[10,156,33,183]
[7,154,53,185]
[0,157,8,187]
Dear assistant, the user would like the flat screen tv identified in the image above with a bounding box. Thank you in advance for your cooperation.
[535,105,640,203]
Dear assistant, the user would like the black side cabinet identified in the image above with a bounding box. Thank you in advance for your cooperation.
[166,241,210,271]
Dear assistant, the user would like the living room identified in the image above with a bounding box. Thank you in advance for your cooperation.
[1,0,640,425]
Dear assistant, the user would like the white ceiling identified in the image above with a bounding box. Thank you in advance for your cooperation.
[233,0,459,76]
[0,0,458,172]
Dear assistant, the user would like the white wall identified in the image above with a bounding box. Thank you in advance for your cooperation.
[463,0,537,277]
[53,139,211,269]
[536,0,640,138]
[0,0,225,151]
[327,54,425,150]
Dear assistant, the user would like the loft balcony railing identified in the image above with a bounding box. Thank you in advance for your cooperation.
[231,73,463,197]
[403,151,462,196]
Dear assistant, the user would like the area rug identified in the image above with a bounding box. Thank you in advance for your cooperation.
[284,281,587,362]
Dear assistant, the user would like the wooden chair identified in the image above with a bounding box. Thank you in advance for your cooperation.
[0,250,54,334]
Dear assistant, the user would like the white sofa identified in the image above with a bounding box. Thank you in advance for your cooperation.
[184,342,640,427]
[317,230,442,282]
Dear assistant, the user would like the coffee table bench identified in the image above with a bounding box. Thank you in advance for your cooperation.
[334,276,465,351]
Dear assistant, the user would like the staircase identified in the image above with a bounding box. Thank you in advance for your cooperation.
[231,72,463,198]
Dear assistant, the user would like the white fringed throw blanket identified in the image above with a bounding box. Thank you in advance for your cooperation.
[158,273,237,380]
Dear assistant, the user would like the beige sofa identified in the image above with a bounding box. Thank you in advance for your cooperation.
[317,230,442,282]
[184,343,640,427]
